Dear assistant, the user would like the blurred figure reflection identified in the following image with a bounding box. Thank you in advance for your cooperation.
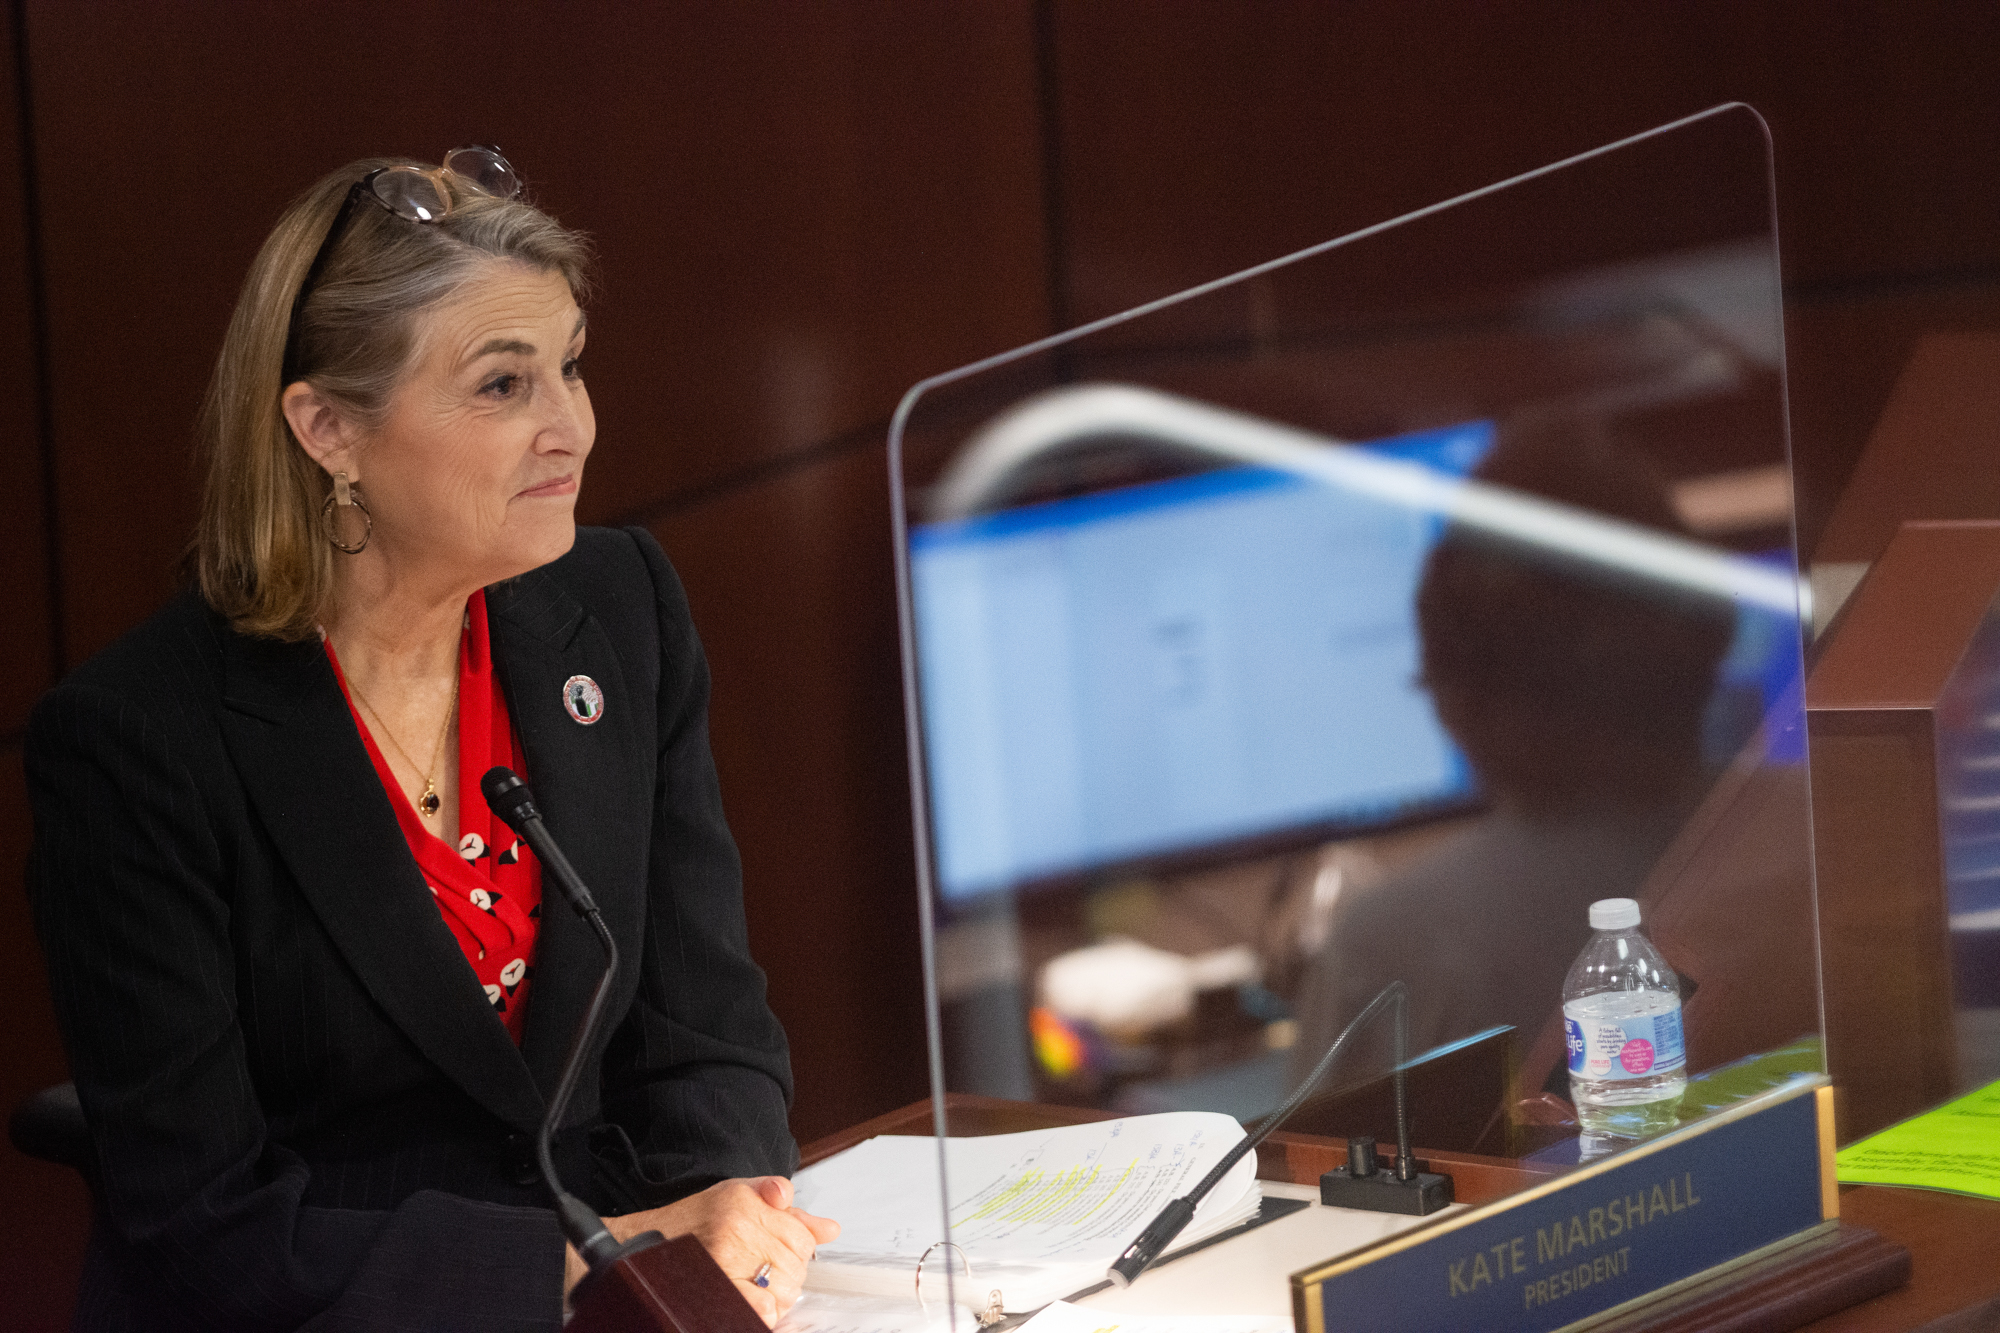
[1291,412,1736,1090]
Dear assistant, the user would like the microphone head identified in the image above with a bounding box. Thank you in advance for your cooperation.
[481,766,541,832]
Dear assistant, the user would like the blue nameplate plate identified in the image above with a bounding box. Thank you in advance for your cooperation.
[1292,1079,1835,1333]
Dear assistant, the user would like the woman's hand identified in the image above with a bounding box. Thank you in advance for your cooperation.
[563,1176,841,1326]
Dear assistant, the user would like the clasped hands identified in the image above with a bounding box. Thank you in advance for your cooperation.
[564,1176,841,1326]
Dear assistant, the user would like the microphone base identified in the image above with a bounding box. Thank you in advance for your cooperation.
[1319,1163,1455,1216]
[568,1231,768,1333]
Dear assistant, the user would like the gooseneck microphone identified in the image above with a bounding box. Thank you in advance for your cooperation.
[481,766,663,1286]
[1106,979,1419,1288]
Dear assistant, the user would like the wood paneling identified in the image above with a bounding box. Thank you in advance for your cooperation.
[3,14,76,1327]
[1807,523,2000,1140]
[649,442,926,1143]
[1786,289,2000,560]
[1813,333,2000,565]
[7,1,1047,1309]
[23,0,1048,663]
[1045,0,2000,555]
[0,4,50,733]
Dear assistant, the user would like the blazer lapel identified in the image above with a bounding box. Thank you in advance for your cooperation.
[219,630,547,1134]
[486,569,653,1104]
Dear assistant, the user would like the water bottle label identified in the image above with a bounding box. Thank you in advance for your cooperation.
[1564,1002,1684,1081]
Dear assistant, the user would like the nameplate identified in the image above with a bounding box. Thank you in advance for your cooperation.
[1292,1078,1835,1333]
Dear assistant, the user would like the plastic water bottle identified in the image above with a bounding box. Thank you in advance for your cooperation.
[1562,898,1686,1139]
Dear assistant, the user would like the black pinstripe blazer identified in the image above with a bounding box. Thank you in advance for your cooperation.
[26,527,797,1333]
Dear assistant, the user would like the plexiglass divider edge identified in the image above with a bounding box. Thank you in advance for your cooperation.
[880,104,1816,1328]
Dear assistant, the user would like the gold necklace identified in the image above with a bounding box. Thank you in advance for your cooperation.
[346,670,460,819]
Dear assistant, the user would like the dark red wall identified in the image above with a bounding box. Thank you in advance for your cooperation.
[3,4,89,1326]
[5,2,1998,1324]
[1043,0,2000,550]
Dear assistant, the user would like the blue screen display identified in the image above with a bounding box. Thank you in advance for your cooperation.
[911,420,1494,900]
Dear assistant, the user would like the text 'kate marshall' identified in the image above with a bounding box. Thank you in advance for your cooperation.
[1445,1171,1701,1308]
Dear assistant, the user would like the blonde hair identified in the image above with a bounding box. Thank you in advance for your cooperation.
[191,157,593,640]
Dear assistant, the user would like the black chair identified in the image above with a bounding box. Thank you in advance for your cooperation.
[9,1081,96,1192]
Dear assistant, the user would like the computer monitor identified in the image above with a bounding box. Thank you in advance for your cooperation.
[910,420,1496,901]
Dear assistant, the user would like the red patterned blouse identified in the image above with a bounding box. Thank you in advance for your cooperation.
[326,590,544,1043]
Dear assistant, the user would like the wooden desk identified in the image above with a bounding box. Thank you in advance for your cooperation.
[802,1095,2000,1331]
[1808,1188,2000,1331]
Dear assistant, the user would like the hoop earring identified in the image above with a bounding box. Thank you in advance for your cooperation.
[322,471,372,554]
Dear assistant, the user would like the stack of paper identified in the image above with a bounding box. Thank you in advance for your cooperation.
[773,1288,957,1333]
[792,1113,1260,1317]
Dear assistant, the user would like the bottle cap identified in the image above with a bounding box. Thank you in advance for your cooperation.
[1589,898,1641,931]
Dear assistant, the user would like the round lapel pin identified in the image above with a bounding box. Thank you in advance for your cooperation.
[562,674,605,726]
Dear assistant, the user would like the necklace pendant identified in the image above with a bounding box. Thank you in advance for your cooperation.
[419,783,441,817]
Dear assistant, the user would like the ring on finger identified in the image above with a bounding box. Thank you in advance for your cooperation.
[752,1262,773,1289]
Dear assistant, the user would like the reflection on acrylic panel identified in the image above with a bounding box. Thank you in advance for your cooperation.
[911,420,1490,902]
[891,106,1820,1173]
[1935,597,2000,1090]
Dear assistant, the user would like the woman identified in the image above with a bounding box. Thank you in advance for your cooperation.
[26,148,837,1331]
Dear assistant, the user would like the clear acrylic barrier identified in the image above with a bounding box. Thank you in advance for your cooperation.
[885,105,1817,1324]
[1935,594,2000,1091]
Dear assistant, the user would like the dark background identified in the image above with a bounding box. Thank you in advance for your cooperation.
[4,2,1997,1323]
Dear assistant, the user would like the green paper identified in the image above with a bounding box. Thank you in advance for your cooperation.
[1835,1077,2000,1201]
[1679,1036,1824,1121]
